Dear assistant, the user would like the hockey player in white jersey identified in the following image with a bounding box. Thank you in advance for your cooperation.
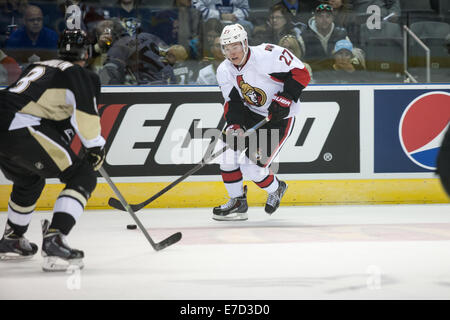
[213,23,310,221]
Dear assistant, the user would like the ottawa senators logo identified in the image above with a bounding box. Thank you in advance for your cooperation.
[236,75,267,107]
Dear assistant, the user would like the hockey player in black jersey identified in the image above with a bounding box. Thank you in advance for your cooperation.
[437,126,450,197]
[0,29,105,271]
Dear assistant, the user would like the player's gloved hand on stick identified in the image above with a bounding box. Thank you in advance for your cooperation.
[86,146,105,171]
[224,124,246,151]
[225,124,244,137]
[268,93,292,122]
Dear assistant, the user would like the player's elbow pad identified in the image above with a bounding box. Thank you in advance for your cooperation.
[271,68,310,102]
[282,78,306,102]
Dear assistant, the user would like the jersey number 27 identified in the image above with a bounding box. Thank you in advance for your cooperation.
[279,49,294,66]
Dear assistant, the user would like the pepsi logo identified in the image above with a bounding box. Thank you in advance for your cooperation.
[399,91,450,170]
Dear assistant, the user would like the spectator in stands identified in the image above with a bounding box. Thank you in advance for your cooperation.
[327,0,360,46]
[350,0,401,23]
[327,0,353,27]
[192,0,253,34]
[0,48,21,85]
[314,39,367,83]
[98,32,176,85]
[0,1,27,30]
[0,0,27,20]
[332,39,365,71]
[277,34,313,78]
[6,4,58,63]
[274,0,321,26]
[151,0,200,52]
[161,43,196,84]
[0,0,27,46]
[251,4,302,46]
[299,3,349,71]
[88,18,126,72]
[192,17,223,60]
[278,34,304,59]
[42,0,107,35]
[108,0,152,34]
[196,35,223,84]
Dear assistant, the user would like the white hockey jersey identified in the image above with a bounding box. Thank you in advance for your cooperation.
[216,43,310,119]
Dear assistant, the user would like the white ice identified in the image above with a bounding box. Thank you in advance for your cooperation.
[1,203,450,300]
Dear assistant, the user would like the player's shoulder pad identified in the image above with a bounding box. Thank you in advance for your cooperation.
[84,68,101,87]
[252,43,295,71]
[216,60,232,83]
[63,64,100,87]
[61,62,84,74]
[216,59,230,74]
[254,43,286,56]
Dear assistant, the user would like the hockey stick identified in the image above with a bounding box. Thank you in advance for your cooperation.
[99,167,182,251]
[108,116,270,212]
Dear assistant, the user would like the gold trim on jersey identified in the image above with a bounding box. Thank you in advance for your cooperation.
[21,89,73,121]
[9,199,36,213]
[27,127,72,172]
[75,110,101,141]
[58,189,88,207]
[35,60,73,71]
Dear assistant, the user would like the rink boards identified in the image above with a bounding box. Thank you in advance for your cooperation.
[0,84,449,210]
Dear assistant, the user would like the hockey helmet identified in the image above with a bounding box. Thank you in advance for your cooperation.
[219,23,248,63]
[58,29,89,61]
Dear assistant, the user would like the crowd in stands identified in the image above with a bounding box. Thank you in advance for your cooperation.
[0,0,449,86]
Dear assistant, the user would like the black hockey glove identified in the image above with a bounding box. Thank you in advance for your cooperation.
[86,146,105,171]
[268,93,292,122]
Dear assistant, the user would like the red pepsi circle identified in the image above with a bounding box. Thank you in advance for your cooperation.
[399,92,450,170]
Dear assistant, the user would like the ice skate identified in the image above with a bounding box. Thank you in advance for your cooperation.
[41,219,84,272]
[0,223,38,260]
[265,180,288,214]
[213,186,248,221]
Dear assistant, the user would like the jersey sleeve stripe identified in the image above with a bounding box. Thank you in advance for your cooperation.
[291,67,311,88]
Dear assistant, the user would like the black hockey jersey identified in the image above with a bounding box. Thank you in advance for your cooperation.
[0,59,104,149]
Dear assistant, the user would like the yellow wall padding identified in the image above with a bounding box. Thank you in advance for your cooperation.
[0,178,448,211]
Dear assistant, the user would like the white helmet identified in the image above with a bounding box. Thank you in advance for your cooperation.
[220,23,248,65]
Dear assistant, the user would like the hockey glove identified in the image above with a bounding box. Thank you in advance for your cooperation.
[223,124,246,151]
[268,93,292,122]
[86,146,105,171]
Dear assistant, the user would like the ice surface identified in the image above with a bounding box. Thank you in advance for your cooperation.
[1,203,450,300]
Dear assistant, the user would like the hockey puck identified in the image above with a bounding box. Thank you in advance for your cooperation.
[127,224,137,230]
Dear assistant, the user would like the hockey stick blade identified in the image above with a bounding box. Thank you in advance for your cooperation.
[108,197,144,212]
[107,116,270,213]
[109,197,133,211]
[99,167,182,251]
[154,232,182,251]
